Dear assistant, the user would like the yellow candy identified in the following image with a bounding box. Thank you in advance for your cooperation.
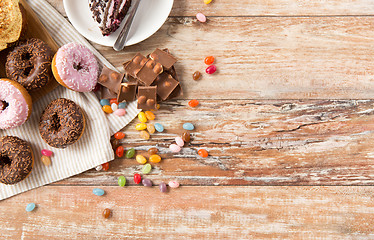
[136,155,147,164]
[138,112,147,123]
[140,130,150,140]
[149,154,161,163]
[147,124,156,134]
[145,111,155,120]
[102,105,113,114]
[204,0,212,4]
[136,123,147,131]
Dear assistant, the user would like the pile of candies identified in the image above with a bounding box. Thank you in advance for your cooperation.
[99,98,127,116]
[40,149,53,166]
[135,106,160,140]
[193,56,217,81]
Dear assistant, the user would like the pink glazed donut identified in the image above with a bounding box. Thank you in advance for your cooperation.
[0,79,32,130]
[52,42,99,92]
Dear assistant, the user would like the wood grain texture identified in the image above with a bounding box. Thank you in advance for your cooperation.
[2,186,374,239]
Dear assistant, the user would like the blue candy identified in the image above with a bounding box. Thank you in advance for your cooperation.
[118,102,127,109]
[93,188,105,196]
[183,123,195,131]
[100,99,110,106]
[154,123,164,132]
[26,203,36,212]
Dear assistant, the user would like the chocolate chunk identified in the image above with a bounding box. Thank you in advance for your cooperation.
[137,86,157,110]
[167,83,183,100]
[98,66,124,94]
[124,53,147,78]
[150,48,177,69]
[153,72,179,100]
[117,82,137,103]
[136,59,163,86]
[101,86,117,99]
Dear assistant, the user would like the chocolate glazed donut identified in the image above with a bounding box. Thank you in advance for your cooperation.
[0,136,34,185]
[39,98,86,148]
[6,38,53,92]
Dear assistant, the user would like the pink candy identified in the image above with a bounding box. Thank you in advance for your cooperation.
[41,149,53,157]
[114,109,126,116]
[168,181,180,188]
[169,144,181,153]
[196,13,206,23]
[175,137,184,147]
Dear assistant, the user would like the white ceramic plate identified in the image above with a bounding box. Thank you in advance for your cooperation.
[63,0,174,47]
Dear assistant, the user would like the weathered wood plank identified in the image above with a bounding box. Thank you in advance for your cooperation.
[2,186,374,239]
[51,100,374,186]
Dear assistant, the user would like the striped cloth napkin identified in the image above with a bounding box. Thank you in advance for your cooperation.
[0,0,140,200]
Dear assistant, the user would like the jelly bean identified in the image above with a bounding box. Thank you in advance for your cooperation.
[136,155,147,164]
[175,136,184,147]
[182,131,191,142]
[41,149,53,157]
[159,182,167,193]
[193,71,201,81]
[204,0,212,4]
[103,208,111,219]
[111,103,118,112]
[118,176,126,187]
[102,162,109,171]
[118,102,127,109]
[142,178,153,187]
[156,104,160,110]
[134,173,141,184]
[148,147,158,155]
[111,139,120,150]
[168,181,180,188]
[204,56,215,65]
[41,155,51,166]
[125,148,135,158]
[149,154,161,163]
[26,203,36,212]
[114,109,126,116]
[169,144,181,153]
[183,123,195,131]
[147,124,156,134]
[135,123,147,131]
[154,123,164,132]
[116,146,124,158]
[142,163,152,174]
[102,105,113,114]
[206,65,217,74]
[198,149,209,158]
[138,112,147,123]
[188,99,199,107]
[93,188,105,196]
[140,130,150,140]
[100,99,110,106]
[145,111,155,120]
[95,165,103,171]
[196,13,206,23]
[93,84,101,92]
[114,132,125,140]
[110,98,119,105]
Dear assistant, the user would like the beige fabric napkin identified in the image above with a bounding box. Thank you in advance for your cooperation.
[0,0,140,200]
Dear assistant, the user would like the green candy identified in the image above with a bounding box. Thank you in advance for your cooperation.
[142,164,152,174]
[118,176,126,187]
[125,148,135,158]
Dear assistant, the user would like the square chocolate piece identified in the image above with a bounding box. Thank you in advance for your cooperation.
[137,86,157,110]
[153,72,179,100]
[124,53,148,78]
[117,82,137,103]
[98,67,124,94]
[101,86,117,99]
[150,48,177,69]
[136,59,163,86]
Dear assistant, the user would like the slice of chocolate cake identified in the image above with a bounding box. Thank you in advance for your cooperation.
[89,0,132,36]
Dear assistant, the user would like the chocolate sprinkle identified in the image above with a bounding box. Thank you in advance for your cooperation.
[39,98,85,148]
[0,136,33,185]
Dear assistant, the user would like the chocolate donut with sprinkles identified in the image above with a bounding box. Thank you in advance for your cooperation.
[39,98,86,148]
[0,136,34,185]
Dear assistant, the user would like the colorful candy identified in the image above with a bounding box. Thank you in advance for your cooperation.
[183,123,195,131]
[93,188,105,196]
[147,124,156,134]
[118,176,126,187]
[41,155,51,166]
[204,0,212,4]
[118,102,127,109]
[125,148,135,158]
[193,71,201,81]
[182,131,191,142]
[188,99,199,108]
[154,123,164,132]
[102,105,113,114]
[136,154,147,164]
[140,130,150,140]
[145,111,155,120]
[136,123,147,131]
[102,162,109,171]
[169,144,181,153]
[116,146,124,158]
[142,178,153,187]
[175,137,184,147]
[206,65,217,74]
[110,98,119,105]
[138,112,147,123]
[111,103,118,112]
[198,149,209,158]
[114,132,125,140]
[100,99,110,106]
[159,182,167,193]
[149,154,161,163]
[41,149,53,157]
[134,173,141,184]
[26,203,36,212]
[204,56,215,65]
[142,163,152,174]
[95,165,103,171]
[196,13,206,22]
[148,147,158,155]
[102,208,111,219]
[114,109,126,116]
[111,139,120,150]
[168,181,180,188]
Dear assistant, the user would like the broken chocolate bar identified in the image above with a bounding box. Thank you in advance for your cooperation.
[117,82,137,103]
[153,72,179,100]
[137,86,157,110]
[150,48,177,70]
[98,66,124,94]
[124,53,147,78]
[101,86,117,99]
[136,59,163,86]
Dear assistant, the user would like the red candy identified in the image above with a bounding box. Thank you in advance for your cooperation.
[114,132,125,140]
[134,173,141,184]
[188,99,199,107]
[204,56,215,65]
[110,98,119,105]
[198,149,209,158]
[206,65,217,74]
[116,146,124,158]
[102,162,109,171]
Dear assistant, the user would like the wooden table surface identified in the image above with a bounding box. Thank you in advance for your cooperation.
[3,0,374,239]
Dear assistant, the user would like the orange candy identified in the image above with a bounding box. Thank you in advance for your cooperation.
[114,132,125,139]
[102,162,109,171]
[198,149,209,158]
[102,105,113,114]
[110,98,119,105]
[188,99,199,107]
[145,111,155,120]
[116,146,124,158]
[204,56,215,65]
